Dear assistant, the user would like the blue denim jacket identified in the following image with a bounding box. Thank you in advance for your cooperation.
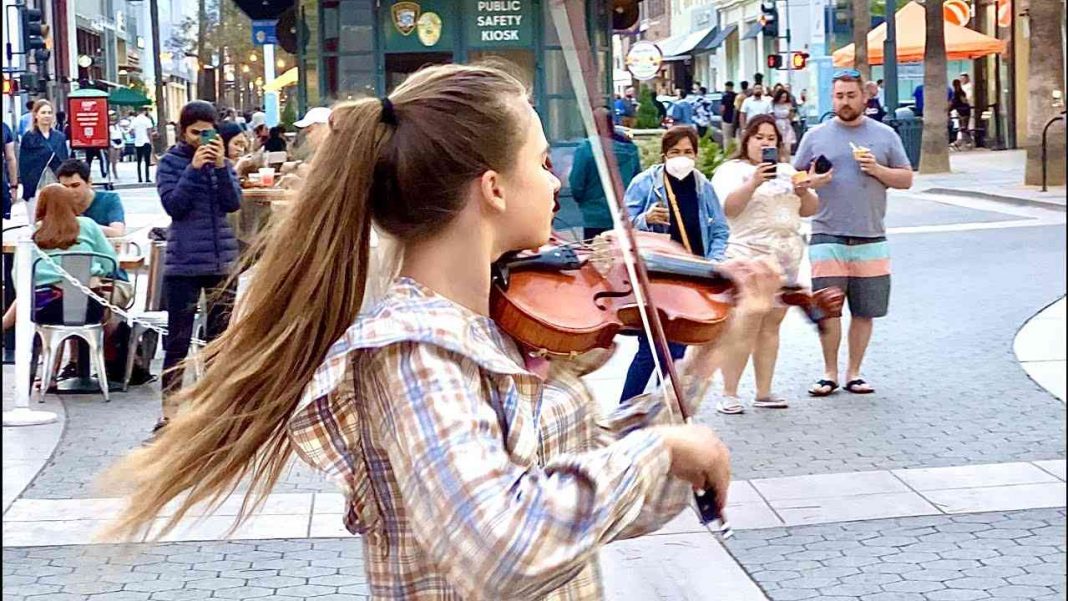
[625,164,730,261]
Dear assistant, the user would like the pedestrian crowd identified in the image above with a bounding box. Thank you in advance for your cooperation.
[591,69,913,412]
[4,92,333,437]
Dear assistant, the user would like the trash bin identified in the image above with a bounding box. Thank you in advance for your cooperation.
[887,115,922,171]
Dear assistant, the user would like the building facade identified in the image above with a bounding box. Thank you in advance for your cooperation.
[294,0,613,146]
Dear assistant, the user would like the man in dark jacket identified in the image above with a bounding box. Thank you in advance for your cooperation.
[149,100,242,441]
[569,108,642,239]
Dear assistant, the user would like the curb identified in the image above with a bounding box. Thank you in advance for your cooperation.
[1,394,67,516]
[1013,295,1067,403]
[923,187,1067,212]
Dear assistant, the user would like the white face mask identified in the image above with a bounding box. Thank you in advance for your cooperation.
[664,156,696,179]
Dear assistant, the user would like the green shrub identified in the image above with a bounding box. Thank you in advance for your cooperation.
[635,86,661,129]
[280,102,297,130]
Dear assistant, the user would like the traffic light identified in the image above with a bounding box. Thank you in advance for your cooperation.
[760,1,778,38]
[19,72,38,92]
[766,54,782,70]
[2,76,16,96]
[20,7,46,52]
[791,51,810,69]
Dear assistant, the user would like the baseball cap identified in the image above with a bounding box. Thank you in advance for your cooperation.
[248,113,267,130]
[294,106,332,128]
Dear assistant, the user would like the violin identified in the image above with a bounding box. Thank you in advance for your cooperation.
[491,231,844,357]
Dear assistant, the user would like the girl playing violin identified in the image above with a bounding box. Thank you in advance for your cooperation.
[102,64,778,600]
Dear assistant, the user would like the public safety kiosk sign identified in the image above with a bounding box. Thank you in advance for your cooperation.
[68,97,110,149]
[465,0,532,47]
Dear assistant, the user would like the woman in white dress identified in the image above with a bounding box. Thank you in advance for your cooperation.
[711,114,820,414]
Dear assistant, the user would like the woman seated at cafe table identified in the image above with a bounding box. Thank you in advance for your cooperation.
[2,184,118,331]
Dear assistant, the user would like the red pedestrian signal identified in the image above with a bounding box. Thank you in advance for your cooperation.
[767,54,782,69]
[791,51,810,69]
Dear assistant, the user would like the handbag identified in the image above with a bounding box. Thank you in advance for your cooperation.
[36,151,58,193]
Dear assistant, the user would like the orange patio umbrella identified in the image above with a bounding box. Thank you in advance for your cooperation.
[833,1,1007,66]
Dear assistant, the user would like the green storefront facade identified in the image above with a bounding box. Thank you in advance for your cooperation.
[294,0,613,146]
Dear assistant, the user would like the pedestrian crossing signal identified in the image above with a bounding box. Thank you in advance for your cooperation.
[791,51,809,69]
[2,76,14,96]
[767,54,782,69]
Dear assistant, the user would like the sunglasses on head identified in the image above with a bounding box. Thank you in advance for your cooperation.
[833,68,862,80]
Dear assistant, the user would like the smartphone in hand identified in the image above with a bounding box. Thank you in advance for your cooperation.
[199,129,218,146]
[814,154,833,174]
[761,147,779,164]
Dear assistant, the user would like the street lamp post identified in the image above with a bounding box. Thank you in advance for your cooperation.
[883,0,898,113]
[150,0,167,154]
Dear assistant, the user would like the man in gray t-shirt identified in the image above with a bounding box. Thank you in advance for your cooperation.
[793,71,913,398]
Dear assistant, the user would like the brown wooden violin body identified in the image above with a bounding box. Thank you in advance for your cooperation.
[491,231,844,356]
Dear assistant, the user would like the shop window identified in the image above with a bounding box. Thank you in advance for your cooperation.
[324,54,376,100]
[323,0,374,53]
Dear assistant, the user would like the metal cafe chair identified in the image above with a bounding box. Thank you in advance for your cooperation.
[30,252,118,401]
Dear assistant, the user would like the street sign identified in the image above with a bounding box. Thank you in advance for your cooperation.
[252,20,279,46]
[626,41,662,81]
[68,95,110,149]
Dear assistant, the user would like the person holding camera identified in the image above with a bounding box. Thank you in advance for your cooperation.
[151,100,242,441]
[710,114,829,414]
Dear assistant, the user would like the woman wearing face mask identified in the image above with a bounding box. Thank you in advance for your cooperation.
[620,125,731,402]
[771,89,797,159]
[18,100,70,223]
[710,114,824,414]
[150,100,242,442]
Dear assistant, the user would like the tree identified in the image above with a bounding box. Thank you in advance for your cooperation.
[165,0,296,111]
[919,0,950,174]
[852,0,871,81]
[1023,0,1066,186]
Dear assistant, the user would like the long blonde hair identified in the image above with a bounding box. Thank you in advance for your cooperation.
[100,63,529,541]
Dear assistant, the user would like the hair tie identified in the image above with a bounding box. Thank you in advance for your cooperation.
[380,98,397,126]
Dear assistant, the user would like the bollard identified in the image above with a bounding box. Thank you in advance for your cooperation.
[2,237,58,426]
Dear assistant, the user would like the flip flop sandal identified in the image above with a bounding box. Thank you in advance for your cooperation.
[845,379,875,394]
[715,397,745,415]
[753,396,789,409]
[808,379,839,397]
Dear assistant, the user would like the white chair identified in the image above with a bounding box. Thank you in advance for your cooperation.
[32,252,118,401]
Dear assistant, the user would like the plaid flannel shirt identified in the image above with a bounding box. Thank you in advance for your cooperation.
[287,277,693,600]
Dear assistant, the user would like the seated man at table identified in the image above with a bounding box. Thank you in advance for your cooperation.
[56,159,126,237]
[54,159,154,384]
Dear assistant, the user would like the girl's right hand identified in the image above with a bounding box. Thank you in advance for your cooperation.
[192,144,214,169]
[657,424,731,510]
[748,162,777,189]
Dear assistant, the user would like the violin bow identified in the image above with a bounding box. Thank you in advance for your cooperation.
[547,0,731,538]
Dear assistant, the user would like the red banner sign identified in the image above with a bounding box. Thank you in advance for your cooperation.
[68,97,110,149]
